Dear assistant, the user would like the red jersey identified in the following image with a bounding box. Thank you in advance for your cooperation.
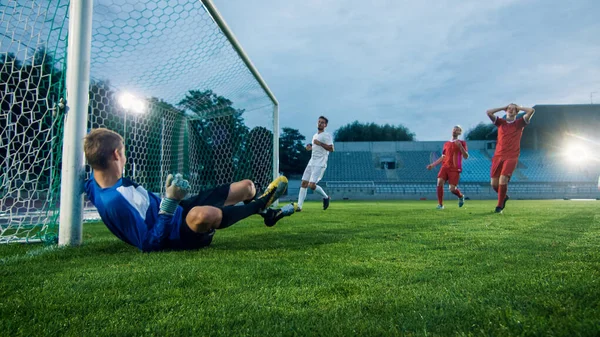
[494,116,528,158]
[441,140,467,172]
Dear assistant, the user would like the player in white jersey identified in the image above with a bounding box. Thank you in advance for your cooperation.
[297,116,334,211]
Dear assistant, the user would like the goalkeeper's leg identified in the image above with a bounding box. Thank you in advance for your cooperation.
[224,179,257,206]
[182,177,287,232]
[185,196,283,232]
[185,203,263,232]
[174,203,261,251]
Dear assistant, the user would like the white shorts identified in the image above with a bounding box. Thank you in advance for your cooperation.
[301,165,326,183]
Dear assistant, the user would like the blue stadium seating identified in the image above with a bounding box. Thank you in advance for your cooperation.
[395,151,438,182]
[510,150,598,183]
[461,150,491,182]
[321,149,600,184]
[322,152,379,181]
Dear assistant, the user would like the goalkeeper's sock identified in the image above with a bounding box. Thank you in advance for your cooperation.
[298,187,308,209]
[218,202,262,229]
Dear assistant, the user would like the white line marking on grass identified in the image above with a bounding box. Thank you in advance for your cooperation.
[0,245,64,265]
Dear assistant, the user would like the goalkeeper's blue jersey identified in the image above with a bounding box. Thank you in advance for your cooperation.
[85,177,184,252]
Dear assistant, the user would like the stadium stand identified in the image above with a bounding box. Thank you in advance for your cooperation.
[460,150,491,182]
[322,151,379,181]
[313,136,600,200]
[396,151,438,182]
[516,149,598,183]
[321,147,598,185]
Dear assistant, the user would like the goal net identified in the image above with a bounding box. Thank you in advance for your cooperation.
[1,0,278,244]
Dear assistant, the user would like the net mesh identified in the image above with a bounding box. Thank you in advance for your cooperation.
[0,1,69,243]
[1,0,276,243]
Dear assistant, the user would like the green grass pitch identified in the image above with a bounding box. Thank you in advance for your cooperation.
[1,200,599,336]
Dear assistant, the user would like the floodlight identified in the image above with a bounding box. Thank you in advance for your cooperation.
[118,92,146,114]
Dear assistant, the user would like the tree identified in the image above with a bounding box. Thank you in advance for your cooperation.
[334,121,415,142]
[240,126,273,191]
[89,79,120,131]
[178,90,249,187]
[143,98,186,192]
[465,122,497,141]
[279,127,310,176]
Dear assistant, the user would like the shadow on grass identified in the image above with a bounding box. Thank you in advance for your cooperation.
[83,239,137,255]
[211,227,363,252]
[3,226,364,265]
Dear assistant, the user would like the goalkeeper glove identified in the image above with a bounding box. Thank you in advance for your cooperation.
[159,173,190,215]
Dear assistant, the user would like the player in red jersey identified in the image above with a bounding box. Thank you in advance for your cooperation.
[426,125,469,209]
[486,103,535,213]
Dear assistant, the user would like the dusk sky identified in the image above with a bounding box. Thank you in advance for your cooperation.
[214,0,600,141]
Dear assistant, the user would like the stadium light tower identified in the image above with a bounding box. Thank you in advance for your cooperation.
[118,92,146,179]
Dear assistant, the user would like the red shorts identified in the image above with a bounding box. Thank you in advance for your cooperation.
[438,166,460,186]
[491,157,518,178]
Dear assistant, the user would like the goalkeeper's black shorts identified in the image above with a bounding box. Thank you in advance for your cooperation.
[171,183,231,250]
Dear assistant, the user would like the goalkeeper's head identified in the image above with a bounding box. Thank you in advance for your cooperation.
[84,128,126,174]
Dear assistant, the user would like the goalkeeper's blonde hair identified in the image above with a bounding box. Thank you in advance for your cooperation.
[84,128,124,169]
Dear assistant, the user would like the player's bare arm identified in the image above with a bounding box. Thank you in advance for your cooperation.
[486,106,508,122]
[519,105,535,123]
[455,140,469,159]
[426,155,444,170]
[313,139,334,152]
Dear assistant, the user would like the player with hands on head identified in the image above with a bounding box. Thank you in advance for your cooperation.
[486,103,535,213]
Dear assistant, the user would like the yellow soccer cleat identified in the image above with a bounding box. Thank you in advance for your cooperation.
[257,176,288,210]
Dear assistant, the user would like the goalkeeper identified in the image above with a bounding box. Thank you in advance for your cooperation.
[83,128,289,252]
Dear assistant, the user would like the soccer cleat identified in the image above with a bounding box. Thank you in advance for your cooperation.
[323,196,330,210]
[257,176,288,210]
[436,205,444,210]
[264,203,298,227]
[501,195,510,210]
[262,208,278,227]
[458,196,465,208]
[494,206,503,213]
[296,207,302,212]
[281,202,298,216]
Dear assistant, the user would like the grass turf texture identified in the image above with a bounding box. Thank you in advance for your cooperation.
[1,200,599,336]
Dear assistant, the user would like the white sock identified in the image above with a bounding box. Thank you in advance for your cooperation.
[314,185,328,198]
[298,187,308,209]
